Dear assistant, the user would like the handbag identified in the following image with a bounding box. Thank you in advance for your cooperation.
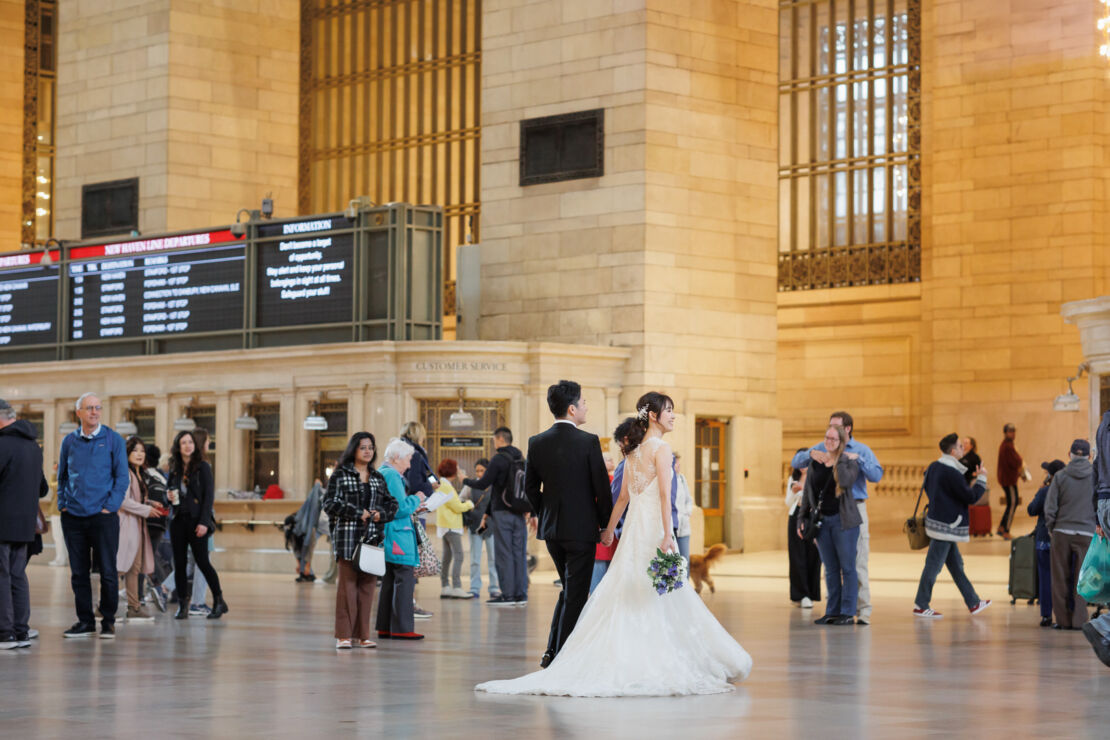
[35,505,49,535]
[353,538,386,576]
[413,515,441,578]
[799,474,832,542]
[904,473,930,550]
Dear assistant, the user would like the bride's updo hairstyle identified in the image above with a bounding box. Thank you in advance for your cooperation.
[621,391,674,456]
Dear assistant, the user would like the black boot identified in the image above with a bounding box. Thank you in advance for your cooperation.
[174,603,189,620]
[208,595,229,620]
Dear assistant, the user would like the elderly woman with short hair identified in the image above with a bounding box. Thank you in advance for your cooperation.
[375,438,428,640]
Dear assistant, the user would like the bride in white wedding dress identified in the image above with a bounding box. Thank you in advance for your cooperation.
[476,392,752,697]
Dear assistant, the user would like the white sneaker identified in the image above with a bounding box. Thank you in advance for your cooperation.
[969,599,992,616]
[800,597,814,609]
[913,607,943,619]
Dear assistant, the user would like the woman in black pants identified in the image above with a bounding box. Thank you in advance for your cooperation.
[786,454,820,608]
[167,430,228,620]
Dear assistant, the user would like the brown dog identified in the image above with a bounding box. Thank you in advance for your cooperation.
[688,543,727,595]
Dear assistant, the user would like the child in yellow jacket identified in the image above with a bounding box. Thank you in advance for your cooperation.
[435,459,474,598]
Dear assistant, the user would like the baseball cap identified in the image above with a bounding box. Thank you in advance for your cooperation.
[1041,459,1065,477]
[1070,439,1091,457]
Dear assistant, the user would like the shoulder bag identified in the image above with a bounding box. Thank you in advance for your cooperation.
[353,536,386,576]
[413,515,441,578]
[904,471,930,550]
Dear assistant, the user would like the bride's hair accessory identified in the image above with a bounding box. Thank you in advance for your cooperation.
[636,405,649,421]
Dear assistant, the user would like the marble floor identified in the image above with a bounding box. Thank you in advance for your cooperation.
[3,548,1110,739]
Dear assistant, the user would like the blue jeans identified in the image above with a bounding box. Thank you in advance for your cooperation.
[468,532,499,596]
[589,559,609,594]
[677,535,690,560]
[915,538,980,610]
[814,513,859,617]
[1035,540,1053,619]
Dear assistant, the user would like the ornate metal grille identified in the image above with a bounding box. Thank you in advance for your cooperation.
[418,398,507,476]
[21,0,57,247]
[299,0,481,316]
[777,0,920,291]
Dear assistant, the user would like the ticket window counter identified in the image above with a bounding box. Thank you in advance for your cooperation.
[249,404,280,492]
[695,418,728,547]
[419,398,509,478]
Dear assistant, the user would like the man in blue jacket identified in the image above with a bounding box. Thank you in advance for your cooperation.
[57,393,129,639]
[792,411,883,624]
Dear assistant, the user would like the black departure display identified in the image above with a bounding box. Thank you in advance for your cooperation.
[67,231,244,341]
[0,250,59,347]
[255,217,354,328]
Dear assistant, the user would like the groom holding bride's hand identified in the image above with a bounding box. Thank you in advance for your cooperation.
[525,380,614,670]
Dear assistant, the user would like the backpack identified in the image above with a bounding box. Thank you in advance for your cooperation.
[501,454,532,514]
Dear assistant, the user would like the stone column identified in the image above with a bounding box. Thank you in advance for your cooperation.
[278,389,297,496]
[1063,296,1110,439]
[52,0,298,238]
[214,392,232,493]
[480,0,780,549]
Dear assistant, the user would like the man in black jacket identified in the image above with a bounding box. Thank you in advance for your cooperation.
[462,427,528,607]
[524,380,613,668]
[0,400,48,649]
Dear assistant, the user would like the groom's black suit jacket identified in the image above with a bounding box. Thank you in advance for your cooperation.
[524,422,613,543]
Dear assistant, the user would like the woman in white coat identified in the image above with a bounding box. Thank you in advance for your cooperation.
[118,438,166,621]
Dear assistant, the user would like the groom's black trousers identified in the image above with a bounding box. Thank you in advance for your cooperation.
[545,539,596,655]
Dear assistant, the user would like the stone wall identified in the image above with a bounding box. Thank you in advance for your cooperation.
[53,0,297,239]
[480,0,782,550]
[779,0,1110,541]
[0,0,24,247]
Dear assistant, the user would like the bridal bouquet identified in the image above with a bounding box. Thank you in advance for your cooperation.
[648,549,687,595]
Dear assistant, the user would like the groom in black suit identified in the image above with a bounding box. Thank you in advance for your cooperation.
[525,380,614,668]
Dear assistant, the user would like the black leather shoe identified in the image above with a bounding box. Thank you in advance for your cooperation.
[814,615,836,625]
[1040,617,1053,627]
[540,650,555,668]
[175,604,189,620]
[208,596,229,620]
[831,615,856,625]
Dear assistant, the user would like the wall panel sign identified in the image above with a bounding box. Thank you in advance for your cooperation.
[441,437,485,448]
[255,217,354,328]
[0,249,60,346]
[67,230,245,341]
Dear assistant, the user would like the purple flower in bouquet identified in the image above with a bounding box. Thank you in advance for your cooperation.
[647,548,687,596]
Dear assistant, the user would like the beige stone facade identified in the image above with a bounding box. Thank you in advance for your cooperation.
[6,340,629,499]
[0,0,23,247]
[779,0,1110,541]
[51,0,298,238]
[480,0,782,550]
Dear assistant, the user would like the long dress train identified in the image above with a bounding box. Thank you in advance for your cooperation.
[475,436,752,697]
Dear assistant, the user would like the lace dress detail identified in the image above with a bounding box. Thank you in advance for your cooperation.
[475,434,752,697]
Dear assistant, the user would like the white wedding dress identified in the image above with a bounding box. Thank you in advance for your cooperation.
[475,436,753,697]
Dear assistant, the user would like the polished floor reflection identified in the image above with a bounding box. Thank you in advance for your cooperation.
[3,549,1110,738]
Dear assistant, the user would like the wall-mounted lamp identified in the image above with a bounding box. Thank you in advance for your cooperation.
[1053,362,1089,412]
[304,398,328,431]
[448,388,475,430]
[174,398,197,431]
[115,400,138,437]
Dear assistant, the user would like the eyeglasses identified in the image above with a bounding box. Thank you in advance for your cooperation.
[82,405,103,412]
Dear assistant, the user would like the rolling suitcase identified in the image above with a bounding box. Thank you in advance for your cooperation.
[969,504,992,537]
[1008,534,1038,604]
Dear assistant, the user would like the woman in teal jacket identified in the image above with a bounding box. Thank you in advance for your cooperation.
[375,438,427,640]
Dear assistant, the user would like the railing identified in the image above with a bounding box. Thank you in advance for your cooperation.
[783,461,926,498]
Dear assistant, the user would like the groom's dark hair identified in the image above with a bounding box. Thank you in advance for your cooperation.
[547,380,582,418]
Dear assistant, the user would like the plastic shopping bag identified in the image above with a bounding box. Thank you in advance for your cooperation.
[1077,535,1110,604]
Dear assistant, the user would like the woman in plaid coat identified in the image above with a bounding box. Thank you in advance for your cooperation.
[323,432,397,649]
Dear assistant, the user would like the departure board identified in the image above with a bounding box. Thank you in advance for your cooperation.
[255,217,354,328]
[67,230,245,341]
[0,250,60,347]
